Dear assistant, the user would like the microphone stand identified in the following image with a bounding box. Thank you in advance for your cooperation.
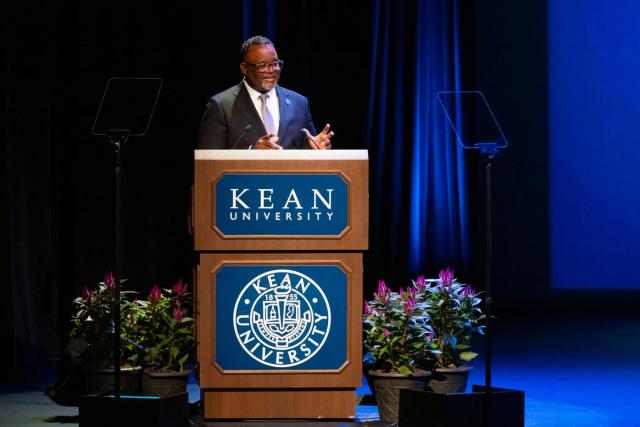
[231,125,252,149]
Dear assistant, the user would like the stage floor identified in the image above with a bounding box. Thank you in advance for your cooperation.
[1,314,639,426]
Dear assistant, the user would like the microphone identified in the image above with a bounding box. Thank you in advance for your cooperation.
[300,128,320,149]
[231,125,252,149]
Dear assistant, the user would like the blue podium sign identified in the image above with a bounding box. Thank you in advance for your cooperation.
[214,173,348,236]
[214,265,347,370]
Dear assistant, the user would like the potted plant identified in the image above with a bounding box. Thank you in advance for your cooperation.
[363,269,485,420]
[417,268,485,393]
[362,280,433,423]
[131,279,195,397]
[67,272,142,396]
[397,271,522,425]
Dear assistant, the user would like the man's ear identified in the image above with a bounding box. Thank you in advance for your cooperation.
[239,63,247,76]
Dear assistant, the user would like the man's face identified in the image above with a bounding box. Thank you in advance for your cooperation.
[240,43,281,92]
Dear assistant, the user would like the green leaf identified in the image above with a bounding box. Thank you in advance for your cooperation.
[459,351,478,361]
[397,365,413,375]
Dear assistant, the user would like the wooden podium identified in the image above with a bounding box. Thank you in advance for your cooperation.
[193,150,368,419]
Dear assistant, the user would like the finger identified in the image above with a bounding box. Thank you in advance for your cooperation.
[321,123,331,134]
[267,136,282,150]
[328,131,335,138]
[256,134,275,145]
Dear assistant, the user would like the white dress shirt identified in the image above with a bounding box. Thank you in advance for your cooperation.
[243,80,280,135]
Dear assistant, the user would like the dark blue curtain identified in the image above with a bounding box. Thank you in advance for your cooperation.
[243,0,277,41]
[1,1,469,382]
[366,0,469,283]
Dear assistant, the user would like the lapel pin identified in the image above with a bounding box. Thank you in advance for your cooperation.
[285,98,291,105]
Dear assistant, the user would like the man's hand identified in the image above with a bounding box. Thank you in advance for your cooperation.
[302,124,334,150]
[253,134,282,150]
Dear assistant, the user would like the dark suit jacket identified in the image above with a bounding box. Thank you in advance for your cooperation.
[197,82,317,149]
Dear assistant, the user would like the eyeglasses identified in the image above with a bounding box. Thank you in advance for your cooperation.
[243,60,284,72]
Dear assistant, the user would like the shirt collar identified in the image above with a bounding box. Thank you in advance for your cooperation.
[243,80,276,101]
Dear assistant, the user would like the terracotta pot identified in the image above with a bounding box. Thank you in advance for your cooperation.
[426,366,472,394]
[142,369,191,398]
[367,369,431,424]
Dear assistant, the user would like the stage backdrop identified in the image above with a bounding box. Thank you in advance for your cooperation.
[1,0,473,384]
[549,0,640,290]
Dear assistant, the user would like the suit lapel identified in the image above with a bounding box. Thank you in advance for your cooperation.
[276,86,292,139]
[234,83,266,135]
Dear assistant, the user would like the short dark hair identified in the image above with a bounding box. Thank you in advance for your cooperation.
[240,35,274,61]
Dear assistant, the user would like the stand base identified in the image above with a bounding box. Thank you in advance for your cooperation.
[201,389,355,419]
[399,385,524,427]
[79,392,189,427]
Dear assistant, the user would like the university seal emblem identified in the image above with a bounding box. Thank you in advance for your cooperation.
[233,269,331,368]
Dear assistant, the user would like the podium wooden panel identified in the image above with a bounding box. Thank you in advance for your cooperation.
[194,150,368,420]
[198,252,362,419]
[194,150,368,251]
[204,390,356,419]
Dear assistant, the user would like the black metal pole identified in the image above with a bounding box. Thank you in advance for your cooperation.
[110,134,128,398]
[484,154,493,390]
[482,154,495,427]
[115,139,121,398]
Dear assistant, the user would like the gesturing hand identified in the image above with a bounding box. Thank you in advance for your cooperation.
[253,134,282,150]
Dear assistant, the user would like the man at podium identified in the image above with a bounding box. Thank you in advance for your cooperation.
[197,35,334,150]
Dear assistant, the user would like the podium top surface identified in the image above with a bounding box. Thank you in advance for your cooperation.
[194,149,368,161]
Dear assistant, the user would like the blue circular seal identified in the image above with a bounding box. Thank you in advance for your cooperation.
[233,269,331,368]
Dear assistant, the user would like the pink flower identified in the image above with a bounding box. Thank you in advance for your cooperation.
[82,286,92,302]
[172,306,183,322]
[404,294,416,315]
[149,285,162,305]
[376,279,388,295]
[400,288,416,315]
[461,285,476,297]
[172,279,187,296]
[374,280,390,304]
[364,300,373,315]
[439,267,455,287]
[383,328,390,338]
[104,271,115,288]
[415,275,426,291]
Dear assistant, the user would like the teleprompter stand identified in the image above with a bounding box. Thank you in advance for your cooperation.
[80,78,188,427]
[398,91,524,427]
